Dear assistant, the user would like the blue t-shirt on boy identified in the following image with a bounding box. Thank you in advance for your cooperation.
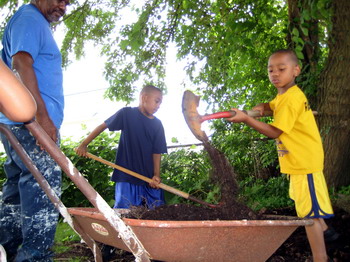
[105,107,167,186]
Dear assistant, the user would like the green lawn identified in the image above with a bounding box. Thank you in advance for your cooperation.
[53,221,90,261]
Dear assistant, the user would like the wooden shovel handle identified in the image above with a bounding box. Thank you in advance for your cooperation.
[84,152,218,208]
[85,152,191,198]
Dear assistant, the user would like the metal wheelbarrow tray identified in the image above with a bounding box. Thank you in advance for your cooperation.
[68,207,313,262]
[0,121,313,262]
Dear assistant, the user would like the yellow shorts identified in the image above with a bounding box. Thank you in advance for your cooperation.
[289,171,334,218]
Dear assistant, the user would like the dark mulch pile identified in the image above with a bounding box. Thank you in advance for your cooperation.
[54,205,350,262]
[127,202,260,221]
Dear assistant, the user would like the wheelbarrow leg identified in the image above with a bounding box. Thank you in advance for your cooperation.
[0,124,103,262]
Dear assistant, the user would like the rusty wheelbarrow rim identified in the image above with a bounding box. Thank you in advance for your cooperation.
[68,207,314,228]
[124,217,314,228]
[67,207,314,262]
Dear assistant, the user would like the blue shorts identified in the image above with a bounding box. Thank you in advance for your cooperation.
[113,182,165,209]
[289,171,334,219]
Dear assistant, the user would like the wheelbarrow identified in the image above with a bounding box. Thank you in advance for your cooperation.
[0,121,313,262]
[68,207,313,262]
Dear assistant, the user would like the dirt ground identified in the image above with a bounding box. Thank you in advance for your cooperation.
[54,205,350,262]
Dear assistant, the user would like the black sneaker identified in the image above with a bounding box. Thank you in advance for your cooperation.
[324,226,340,242]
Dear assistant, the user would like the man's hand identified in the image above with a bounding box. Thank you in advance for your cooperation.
[36,113,58,144]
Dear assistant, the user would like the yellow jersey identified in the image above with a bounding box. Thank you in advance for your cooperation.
[269,85,324,175]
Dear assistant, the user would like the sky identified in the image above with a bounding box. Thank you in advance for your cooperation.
[0,2,211,149]
[56,0,211,147]
[58,40,211,147]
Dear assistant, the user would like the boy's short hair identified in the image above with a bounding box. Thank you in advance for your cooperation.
[140,85,162,95]
[271,49,299,65]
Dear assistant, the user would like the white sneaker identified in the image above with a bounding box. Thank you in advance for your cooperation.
[0,244,7,262]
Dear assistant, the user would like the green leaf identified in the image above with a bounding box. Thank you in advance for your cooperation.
[292,27,299,37]
[295,49,304,60]
[300,26,308,36]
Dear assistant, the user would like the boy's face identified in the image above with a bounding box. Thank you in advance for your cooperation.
[268,53,300,91]
[140,90,163,117]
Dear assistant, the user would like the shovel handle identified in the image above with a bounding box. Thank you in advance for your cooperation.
[200,110,274,122]
[201,111,236,122]
[201,109,318,122]
[84,152,217,207]
[85,152,188,194]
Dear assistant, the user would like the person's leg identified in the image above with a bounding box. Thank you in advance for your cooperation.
[114,182,143,208]
[289,172,334,262]
[0,131,23,259]
[143,187,165,209]
[109,183,144,262]
[319,218,328,231]
[6,126,61,261]
[305,218,328,262]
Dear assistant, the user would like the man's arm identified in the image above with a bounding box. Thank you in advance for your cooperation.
[12,51,57,142]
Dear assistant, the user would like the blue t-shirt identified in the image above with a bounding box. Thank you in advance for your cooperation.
[1,4,64,129]
[105,107,167,186]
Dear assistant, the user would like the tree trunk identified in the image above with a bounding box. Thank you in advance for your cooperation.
[318,0,350,188]
[287,0,320,107]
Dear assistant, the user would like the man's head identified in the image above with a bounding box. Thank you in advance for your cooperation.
[268,49,301,91]
[139,85,163,118]
[31,0,69,23]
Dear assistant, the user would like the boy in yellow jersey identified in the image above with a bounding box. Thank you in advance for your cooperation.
[227,49,335,262]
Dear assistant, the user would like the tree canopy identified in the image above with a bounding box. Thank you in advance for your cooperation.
[1,0,349,188]
[0,0,330,106]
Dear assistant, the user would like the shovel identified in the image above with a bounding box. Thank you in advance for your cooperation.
[182,90,317,141]
[83,152,219,208]
[182,90,272,141]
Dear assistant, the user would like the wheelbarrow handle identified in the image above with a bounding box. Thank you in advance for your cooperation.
[84,152,218,208]
[200,110,274,122]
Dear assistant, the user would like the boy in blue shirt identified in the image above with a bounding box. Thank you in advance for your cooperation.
[77,85,167,209]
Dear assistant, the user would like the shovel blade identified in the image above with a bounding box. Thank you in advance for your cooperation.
[182,91,208,142]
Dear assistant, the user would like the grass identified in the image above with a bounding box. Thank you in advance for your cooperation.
[53,220,86,261]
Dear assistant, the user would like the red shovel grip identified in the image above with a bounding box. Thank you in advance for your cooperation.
[200,111,236,122]
[200,110,273,122]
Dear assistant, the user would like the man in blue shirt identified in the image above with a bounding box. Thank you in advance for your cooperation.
[0,1,69,261]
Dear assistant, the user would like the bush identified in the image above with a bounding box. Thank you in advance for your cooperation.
[161,147,220,205]
[60,130,119,207]
[239,174,294,211]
